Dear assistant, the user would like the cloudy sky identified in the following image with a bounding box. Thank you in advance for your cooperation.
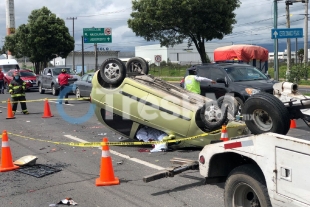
[0,0,308,52]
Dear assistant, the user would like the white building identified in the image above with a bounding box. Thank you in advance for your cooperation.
[135,42,233,65]
[50,51,120,73]
[268,49,310,62]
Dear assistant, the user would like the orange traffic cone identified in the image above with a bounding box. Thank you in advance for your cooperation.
[290,119,297,129]
[0,130,19,172]
[96,138,120,186]
[6,99,15,119]
[220,125,229,141]
[42,99,53,118]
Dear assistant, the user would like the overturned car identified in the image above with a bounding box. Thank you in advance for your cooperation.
[90,57,310,148]
[90,57,248,149]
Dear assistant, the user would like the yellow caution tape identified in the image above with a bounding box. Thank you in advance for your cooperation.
[2,129,226,147]
[0,97,90,104]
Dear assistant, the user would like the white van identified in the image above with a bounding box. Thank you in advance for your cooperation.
[0,59,20,74]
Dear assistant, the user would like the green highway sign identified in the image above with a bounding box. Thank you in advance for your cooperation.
[83,28,112,43]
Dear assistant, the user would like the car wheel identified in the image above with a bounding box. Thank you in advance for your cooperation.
[242,92,290,135]
[126,57,149,75]
[100,58,126,85]
[39,83,45,94]
[52,84,59,96]
[75,88,81,99]
[217,95,239,119]
[224,164,272,207]
[200,100,228,131]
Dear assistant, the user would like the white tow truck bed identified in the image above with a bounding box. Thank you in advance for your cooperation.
[199,130,310,207]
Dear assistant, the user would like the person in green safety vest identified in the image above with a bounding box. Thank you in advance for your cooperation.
[8,70,29,115]
[184,72,216,94]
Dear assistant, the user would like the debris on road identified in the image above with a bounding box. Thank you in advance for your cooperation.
[14,155,38,166]
[117,161,123,165]
[17,164,62,178]
[57,198,78,206]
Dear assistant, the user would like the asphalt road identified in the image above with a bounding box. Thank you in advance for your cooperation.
[0,90,309,207]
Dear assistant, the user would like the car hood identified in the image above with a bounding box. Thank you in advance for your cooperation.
[234,79,278,91]
[22,77,36,80]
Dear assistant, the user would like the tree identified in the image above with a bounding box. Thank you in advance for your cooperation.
[4,7,74,74]
[128,0,241,63]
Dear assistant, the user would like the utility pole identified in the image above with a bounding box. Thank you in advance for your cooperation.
[274,0,279,81]
[95,43,98,71]
[82,35,84,75]
[286,2,291,79]
[67,17,77,71]
[304,1,309,66]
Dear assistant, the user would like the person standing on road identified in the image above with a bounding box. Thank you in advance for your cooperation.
[9,70,29,115]
[0,67,4,94]
[58,68,73,104]
[184,71,216,94]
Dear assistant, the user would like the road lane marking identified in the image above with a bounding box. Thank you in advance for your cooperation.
[64,135,165,170]
[49,101,74,106]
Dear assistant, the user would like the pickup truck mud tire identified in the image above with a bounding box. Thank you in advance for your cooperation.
[200,100,228,131]
[242,92,290,135]
[224,164,272,207]
[126,57,149,75]
[217,95,239,119]
[39,83,45,94]
[100,58,126,85]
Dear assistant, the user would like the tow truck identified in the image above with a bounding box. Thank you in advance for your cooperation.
[143,82,310,207]
[143,131,310,207]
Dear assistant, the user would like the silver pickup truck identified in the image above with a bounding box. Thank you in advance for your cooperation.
[36,67,80,96]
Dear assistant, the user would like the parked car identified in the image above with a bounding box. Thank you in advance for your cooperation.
[4,69,38,91]
[73,72,94,98]
[36,67,80,96]
[89,57,253,149]
[180,63,277,115]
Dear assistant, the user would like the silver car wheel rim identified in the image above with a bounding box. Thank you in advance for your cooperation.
[104,63,121,81]
[204,104,222,122]
[52,86,55,95]
[76,88,80,98]
[233,183,261,207]
[39,85,42,92]
[253,109,272,131]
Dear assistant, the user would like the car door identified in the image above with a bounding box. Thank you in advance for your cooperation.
[79,74,88,96]
[84,74,93,97]
[196,67,214,98]
[209,68,229,99]
[46,69,53,88]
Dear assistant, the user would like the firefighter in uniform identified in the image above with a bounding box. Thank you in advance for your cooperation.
[9,70,29,115]
[58,68,73,104]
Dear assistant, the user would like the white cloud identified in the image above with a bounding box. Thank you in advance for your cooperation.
[0,0,308,52]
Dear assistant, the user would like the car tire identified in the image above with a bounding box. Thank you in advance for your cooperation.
[200,100,228,131]
[75,87,81,99]
[52,84,59,96]
[242,92,290,135]
[224,164,272,207]
[99,58,126,85]
[217,95,239,119]
[39,83,45,94]
[126,57,149,75]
